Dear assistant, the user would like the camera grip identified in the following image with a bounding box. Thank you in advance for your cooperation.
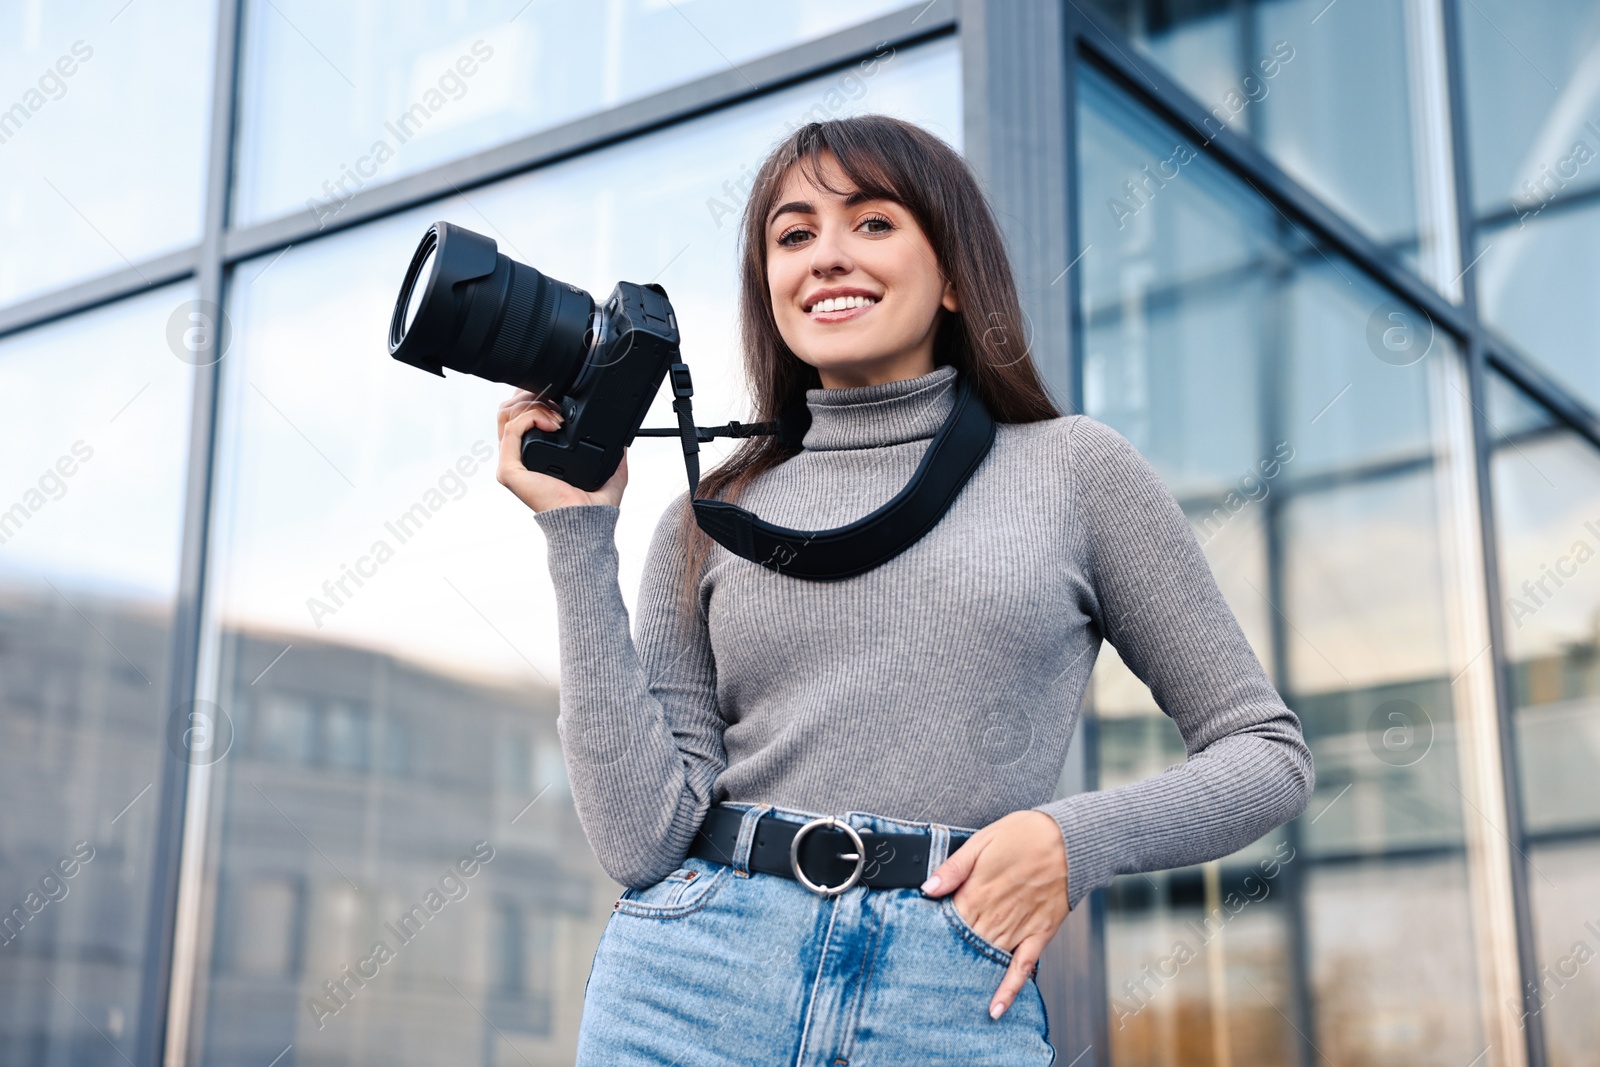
[521,423,621,493]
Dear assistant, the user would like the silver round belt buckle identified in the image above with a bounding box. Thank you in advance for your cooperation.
[789,816,865,897]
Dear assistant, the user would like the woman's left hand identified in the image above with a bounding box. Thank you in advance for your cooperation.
[919,810,1069,1020]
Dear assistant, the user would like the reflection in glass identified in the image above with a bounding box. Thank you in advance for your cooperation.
[1474,203,1600,416]
[1459,0,1600,219]
[196,40,959,1064]
[1081,0,1439,272]
[0,2,215,309]
[1078,62,1495,1065]
[1486,373,1600,1063]
[0,286,197,1061]
[1462,2,1600,414]
[233,0,913,226]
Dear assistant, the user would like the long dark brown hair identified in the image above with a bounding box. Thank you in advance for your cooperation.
[674,114,1062,621]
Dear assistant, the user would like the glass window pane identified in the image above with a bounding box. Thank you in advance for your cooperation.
[1459,0,1600,219]
[1461,1,1600,413]
[1083,0,1440,276]
[195,40,958,1064]
[1487,372,1600,1063]
[1474,202,1600,415]
[0,3,215,310]
[0,286,197,1061]
[1079,61,1497,1064]
[233,0,916,226]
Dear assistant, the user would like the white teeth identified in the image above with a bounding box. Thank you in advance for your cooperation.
[809,294,877,313]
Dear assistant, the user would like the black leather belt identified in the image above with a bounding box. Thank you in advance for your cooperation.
[689,805,972,897]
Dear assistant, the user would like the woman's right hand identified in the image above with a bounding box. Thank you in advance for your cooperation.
[496,390,628,513]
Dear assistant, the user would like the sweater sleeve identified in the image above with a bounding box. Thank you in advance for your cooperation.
[532,492,725,889]
[1032,415,1315,910]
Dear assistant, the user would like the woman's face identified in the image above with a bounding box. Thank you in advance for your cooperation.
[764,150,958,389]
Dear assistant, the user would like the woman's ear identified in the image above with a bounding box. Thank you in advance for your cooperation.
[941,278,959,313]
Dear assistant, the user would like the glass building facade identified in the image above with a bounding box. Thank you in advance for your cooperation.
[1,2,1595,1065]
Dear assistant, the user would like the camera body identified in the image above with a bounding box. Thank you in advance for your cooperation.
[521,281,680,491]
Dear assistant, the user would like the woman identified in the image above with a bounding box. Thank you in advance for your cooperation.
[495,115,1313,1065]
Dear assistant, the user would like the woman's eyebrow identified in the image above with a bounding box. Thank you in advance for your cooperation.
[768,190,877,228]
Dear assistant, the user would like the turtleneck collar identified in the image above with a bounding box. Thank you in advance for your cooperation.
[800,364,958,451]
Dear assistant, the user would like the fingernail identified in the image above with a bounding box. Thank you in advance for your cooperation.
[920,875,940,894]
[990,1001,1006,1019]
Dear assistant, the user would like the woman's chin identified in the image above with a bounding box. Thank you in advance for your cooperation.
[806,354,925,388]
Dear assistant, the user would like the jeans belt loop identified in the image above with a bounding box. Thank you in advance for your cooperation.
[732,804,769,877]
[926,824,951,882]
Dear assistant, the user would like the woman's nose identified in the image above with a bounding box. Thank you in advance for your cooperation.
[808,224,853,276]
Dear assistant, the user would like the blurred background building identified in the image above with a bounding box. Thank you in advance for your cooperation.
[0,1,1596,1065]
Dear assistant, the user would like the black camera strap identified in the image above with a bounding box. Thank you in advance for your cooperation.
[635,362,995,582]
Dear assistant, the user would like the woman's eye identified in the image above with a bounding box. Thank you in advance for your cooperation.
[776,227,811,247]
[860,215,893,234]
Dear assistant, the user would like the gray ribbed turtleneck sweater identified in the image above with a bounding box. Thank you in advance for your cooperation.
[533,364,1313,907]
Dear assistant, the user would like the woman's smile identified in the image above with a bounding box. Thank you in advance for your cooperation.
[804,287,881,323]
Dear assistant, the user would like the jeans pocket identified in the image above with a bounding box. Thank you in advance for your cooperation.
[614,856,731,919]
[939,895,1014,966]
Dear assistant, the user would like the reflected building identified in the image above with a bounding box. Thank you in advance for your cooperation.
[0,585,606,1066]
[0,589,170,1066]
[198,626,598,1066]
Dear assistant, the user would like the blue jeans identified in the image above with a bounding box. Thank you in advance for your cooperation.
[576,801,1056,1066]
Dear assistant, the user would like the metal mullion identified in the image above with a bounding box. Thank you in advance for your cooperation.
[222,1,957,264]
[1395,0,1530,1057]
[1473,180,1600,233]
[1525,824,1600,848]
[0,247,198,341]
[1067,7,1479,348]
[1057,5,1110,1062]
[1467,331,1551,1065]
[1233,0,1256,139]
[138,0,244,1065]
[1063,0,1085,420]
[1260,208,1319,1067]
[1440,0,1547,1060]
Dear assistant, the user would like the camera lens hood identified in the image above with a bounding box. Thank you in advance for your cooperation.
[390,222,497,375]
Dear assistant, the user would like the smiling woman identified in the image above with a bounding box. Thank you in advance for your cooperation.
[501,113,1313,1065]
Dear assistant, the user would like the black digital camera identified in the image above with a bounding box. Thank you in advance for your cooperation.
[388,221,681,491]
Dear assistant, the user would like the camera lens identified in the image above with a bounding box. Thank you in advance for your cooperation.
[388,221,596,398]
